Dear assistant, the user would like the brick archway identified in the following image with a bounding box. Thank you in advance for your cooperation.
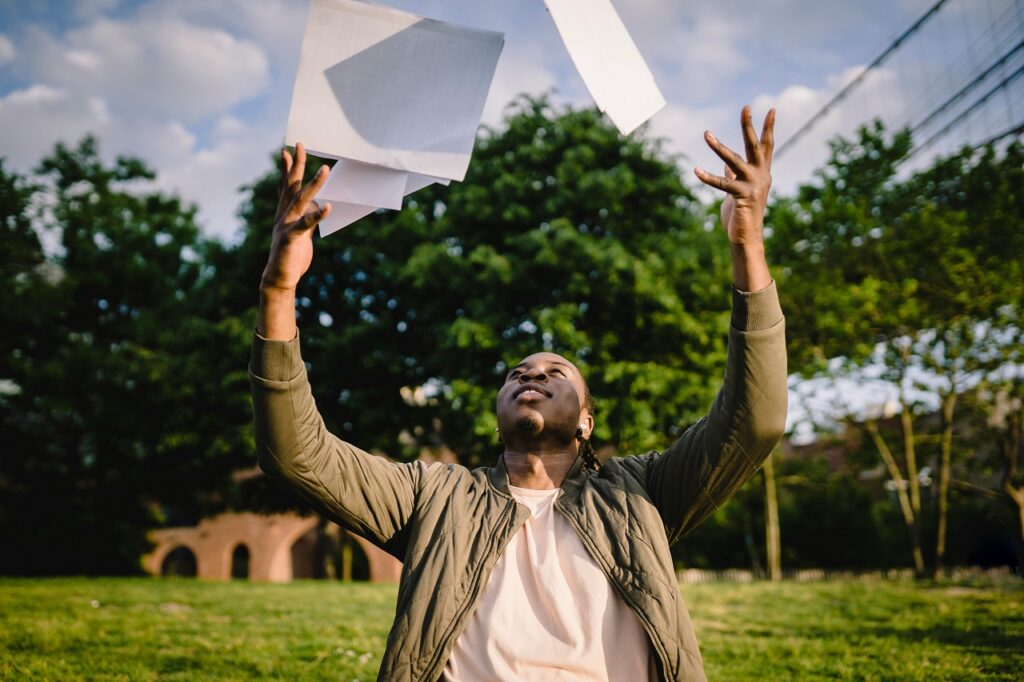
[143,512,402,582]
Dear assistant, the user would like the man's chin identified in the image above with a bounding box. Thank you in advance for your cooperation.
[515,414,543,434]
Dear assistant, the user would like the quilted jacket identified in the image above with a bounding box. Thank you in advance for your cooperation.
[249,282,787,681]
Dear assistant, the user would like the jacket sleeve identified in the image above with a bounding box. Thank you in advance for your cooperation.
[635,281,787,544]
[248,331,427,556]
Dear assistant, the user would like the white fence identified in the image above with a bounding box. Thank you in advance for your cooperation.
[676,566,1015,584]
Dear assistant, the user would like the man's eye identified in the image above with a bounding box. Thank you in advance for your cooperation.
[507,371,521,381]
[550,368,565,376]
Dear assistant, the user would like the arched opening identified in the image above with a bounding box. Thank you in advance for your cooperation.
[291,529,319,579]
[160,546,197,577]
[339,533,370,581]
[289,526,370,580]
[230,544,250,579]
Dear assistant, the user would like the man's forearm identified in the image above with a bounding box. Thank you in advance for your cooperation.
[257,287,298,340]
[639,281,787,542]
[731,242,771,293]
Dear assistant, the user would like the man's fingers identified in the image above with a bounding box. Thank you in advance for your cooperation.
[725,164,737,180]
[300,201,332,230]
[281,148,293,179]
[276,148,295,206]
[740,106,761,165]
[291,164,330,218]
[288,142,307,187]
[703,131,747,176]
[694,166,734,194]
[760,108,776,167]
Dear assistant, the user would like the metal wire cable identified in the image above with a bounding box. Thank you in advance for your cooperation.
[775,0,954,159]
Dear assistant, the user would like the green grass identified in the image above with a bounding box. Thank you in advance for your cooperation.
[1,577,1021,680]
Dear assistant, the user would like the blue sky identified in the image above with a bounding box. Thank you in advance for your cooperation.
[1,0,1019,242]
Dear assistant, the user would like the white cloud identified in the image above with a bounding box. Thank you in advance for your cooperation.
[0,80,203,165]
[73,0,123,20]
[648,101,731,162]
[157,124,278,242]
[0,78,266,242]
[0,85,109,168]
[642,64,916,198]
[215,114,247,138]
[21,16,270,123]
[615,1,751,102]
[136,0,307,68]
[753,66,912,193]
[0,34,14,65]
[482,50,560,127]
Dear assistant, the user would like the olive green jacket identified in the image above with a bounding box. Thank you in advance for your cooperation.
[249,282,787,682]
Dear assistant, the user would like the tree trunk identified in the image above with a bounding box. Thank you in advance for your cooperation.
[900,398,921,516]
[763,452,782,581]
[742,507,764,579]
[866,419,926,577]
[341,534,354,582]
[1014,491,1024,574]
[935,391,957,576]
[999,403,1023,574]
[897,379,927,580]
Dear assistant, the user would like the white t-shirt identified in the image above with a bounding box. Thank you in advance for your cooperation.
[443,485,657,681]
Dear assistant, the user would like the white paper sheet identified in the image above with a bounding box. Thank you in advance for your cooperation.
[543,0,665,135]
[286,0,505,182]
[318,200,378,237]
[315,161,451,235]
[321,160,408,210]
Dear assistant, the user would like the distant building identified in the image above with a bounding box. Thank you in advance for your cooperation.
[142,512,402,583]
[142,446,463,583]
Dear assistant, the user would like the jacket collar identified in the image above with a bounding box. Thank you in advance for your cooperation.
[487,451,589,498]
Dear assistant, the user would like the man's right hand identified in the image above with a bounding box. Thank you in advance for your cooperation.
[257,142,332,340]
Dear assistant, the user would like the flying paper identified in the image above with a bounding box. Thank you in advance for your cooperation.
[317,161,449,237]
[285,0,504,232]
[543,0,665,135]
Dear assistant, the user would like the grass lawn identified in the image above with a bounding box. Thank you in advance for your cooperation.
[1,576,1021,680]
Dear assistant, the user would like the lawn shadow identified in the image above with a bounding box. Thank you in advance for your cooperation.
[867,620,1024,655]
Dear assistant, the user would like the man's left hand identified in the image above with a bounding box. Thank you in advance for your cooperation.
[695,106,775,247]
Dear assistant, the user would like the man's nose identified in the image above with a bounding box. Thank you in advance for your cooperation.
[520,369,546,382]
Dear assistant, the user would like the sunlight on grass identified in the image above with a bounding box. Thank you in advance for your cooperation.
[1,577,1021,680]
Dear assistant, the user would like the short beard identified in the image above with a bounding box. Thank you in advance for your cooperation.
[515,414,542,434]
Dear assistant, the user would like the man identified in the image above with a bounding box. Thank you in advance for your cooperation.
[250,106,786,681]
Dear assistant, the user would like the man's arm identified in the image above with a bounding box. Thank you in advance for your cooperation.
[250,144,425,556]
[632,107,787,542]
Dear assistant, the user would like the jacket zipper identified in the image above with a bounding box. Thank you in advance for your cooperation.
[555,502,675,681]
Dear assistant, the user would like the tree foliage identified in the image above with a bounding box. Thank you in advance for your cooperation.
[0,139,255,574]
[3,101,1021,576]
[772,122,1024,575]
[2,100,741,573]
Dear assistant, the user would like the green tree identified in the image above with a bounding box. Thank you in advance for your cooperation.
[772,124,1024,576]
[0,138,254,574]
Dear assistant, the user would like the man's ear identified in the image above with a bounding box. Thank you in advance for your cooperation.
[578,413,595,440]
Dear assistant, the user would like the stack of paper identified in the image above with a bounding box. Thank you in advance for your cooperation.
[286,0,666,235]
[285,0,505,235]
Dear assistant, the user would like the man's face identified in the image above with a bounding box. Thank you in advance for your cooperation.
[496,352,592,445]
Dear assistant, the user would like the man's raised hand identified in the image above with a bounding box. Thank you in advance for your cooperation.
[694,106,775,293]
[257,142,331,340]
[260,142,332,294]
[694,106,775,248]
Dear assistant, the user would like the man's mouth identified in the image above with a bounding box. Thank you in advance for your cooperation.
[514,383,551,399]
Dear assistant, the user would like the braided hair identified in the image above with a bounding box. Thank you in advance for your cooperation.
[577,382,601,472]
